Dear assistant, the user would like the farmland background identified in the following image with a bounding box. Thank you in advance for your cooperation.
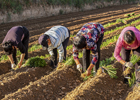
[0,0,139,23]
[0,0,140,99]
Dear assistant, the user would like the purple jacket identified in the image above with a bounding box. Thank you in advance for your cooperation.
[2,26,26,54]
[114,26,140,61]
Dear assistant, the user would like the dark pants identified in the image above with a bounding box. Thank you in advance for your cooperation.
[121,46,140,82]
[82,34,104,72]
[50,29,70,67]
[13,26,29,64]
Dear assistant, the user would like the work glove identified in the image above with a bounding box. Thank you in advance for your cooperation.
[77,64,83,73]
[11,63,16,69]
[124,62,133,69]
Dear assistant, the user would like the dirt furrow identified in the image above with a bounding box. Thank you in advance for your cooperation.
[1,42,124,100]
[62,62,129,100]
[2,65,82,100]
[0,65,52,99]
[0,39,116,100]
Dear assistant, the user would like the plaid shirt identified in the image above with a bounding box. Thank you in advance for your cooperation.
[73,22,105,65]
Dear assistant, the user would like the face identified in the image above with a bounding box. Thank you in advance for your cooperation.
[124,38,135,45]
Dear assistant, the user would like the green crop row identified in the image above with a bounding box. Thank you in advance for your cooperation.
[104,13,140,28]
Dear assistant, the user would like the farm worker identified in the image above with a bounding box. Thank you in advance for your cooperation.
[73,22,105,76]
[2,26,29,69]
[38,25,70,68]
[114,26,140,84]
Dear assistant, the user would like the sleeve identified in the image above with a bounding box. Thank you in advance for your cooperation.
[48,47,54,56]
[99,24,105,34]
[17,42,26,53]
[57,43,64,62]
[91,44,98,65]
[114,38,123,61]
[73,45,79,60]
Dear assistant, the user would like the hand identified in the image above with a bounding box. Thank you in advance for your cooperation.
[77,64,82,72]
[86,69,91,76]
[124,62,133,69]
[11,63,16,69]
[17,62,22,68]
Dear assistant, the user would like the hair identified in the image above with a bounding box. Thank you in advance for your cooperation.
[2,41,13,54]
[38,34,49,48]
[73,35,86,49]
[123,30,135,44]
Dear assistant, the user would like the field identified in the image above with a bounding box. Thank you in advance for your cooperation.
[0,4,140,100]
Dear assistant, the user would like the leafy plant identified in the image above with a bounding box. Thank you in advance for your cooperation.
[128,72,136,87]
[131,12,135,16]
[124,14,131,17]
[64,56,75,66]
[123,54,140,87]
[23,56,46,67]
[123,54,140,76]
[99,65,118,78]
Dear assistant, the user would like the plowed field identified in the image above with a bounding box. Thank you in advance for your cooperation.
[0,4,140,100]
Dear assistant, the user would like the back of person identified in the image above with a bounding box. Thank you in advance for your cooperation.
[44,25,69,47]
[2,26,24,46]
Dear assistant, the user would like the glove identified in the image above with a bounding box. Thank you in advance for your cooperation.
[77,64,82,72]
[124,62,133,69]
[11,64,16,69]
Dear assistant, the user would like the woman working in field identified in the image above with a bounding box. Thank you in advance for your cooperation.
[38,25,70,69]
[114,26,140,85]
[73,22,105,76]
[2,26,29,69]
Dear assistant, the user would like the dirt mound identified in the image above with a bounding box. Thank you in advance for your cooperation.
[0,62,11,75]
[63,62,129,100]
[125,86,140,100]
[2,65,82,100]
[0,65,53,99]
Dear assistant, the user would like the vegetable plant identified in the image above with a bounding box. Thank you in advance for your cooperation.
[123,54,140,87]
[23,56,47,67]
[99,65,118,78]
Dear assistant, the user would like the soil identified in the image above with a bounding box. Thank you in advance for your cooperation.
[0,4,140,100]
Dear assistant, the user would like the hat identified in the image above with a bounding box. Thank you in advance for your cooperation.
[38,34,49,50]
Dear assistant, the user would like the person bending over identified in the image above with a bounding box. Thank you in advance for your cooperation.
[73,22,105,76]
[38,25,70,68]
[114,26,140,85]
[2,26,29,69]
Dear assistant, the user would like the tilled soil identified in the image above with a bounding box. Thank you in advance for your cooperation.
[125,86,140,100]
[63,62,129,100]
[0,4,140,100]
[2,66,82,100]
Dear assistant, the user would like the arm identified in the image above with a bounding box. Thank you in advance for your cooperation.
[17,42,26,68]
[17,53,25,68]
[8,54,14,64]
[86,44,98,76]
[119,59,126,65]
[114,38,123,62]
[57,44,64,62]
[73,45,79,65]
[48,47,54,56]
